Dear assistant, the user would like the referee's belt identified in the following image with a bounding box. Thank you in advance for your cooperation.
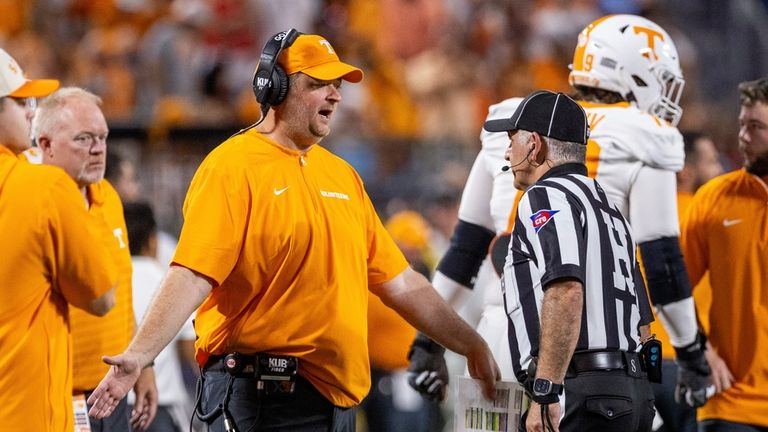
[567,350,645,378]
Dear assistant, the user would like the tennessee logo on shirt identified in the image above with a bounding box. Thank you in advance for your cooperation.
[530,209,560,234]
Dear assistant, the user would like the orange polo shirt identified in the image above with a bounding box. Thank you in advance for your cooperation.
[174,130,409,408]
[70,179,134,391]
[0,145,117,430]
[681,169,768,427]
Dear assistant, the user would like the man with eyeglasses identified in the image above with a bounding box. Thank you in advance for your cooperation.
[29,87,158,432]
[0,50,118,430]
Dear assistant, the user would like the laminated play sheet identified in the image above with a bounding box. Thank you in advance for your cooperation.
[455,376,525,432]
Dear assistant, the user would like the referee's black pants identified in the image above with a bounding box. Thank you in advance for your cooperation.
[521,369,654,432]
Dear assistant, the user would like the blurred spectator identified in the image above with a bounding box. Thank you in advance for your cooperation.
[526,0,599,93]
[70,14,139,122]
[359,210,442,432]
[124,201,196,432]
[134,0,211,127]
[106,147,141,202]
[106,148,179,266]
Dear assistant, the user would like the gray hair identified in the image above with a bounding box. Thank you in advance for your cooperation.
[544,135,586,165]
[31,87,102,142]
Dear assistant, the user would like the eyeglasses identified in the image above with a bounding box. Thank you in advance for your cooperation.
[3,96,37,111]
[73,131,109,148]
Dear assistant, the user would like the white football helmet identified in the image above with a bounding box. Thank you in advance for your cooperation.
[569,14,685,126]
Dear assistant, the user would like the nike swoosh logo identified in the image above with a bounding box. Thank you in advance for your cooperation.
[723,219,742,227]
[273,186,289,196]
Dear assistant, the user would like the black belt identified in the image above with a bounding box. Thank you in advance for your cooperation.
[567,350,645,377]
[204,353,299,379]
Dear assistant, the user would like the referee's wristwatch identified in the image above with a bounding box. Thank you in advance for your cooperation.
[532,378,564,405]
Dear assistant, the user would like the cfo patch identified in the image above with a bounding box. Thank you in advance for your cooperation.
[530,209,560,234]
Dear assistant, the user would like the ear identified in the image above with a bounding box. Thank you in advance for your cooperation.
[530,132,546,163]
[36,136,52,155]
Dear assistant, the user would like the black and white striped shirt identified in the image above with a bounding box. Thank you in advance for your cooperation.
[502,163,652,379]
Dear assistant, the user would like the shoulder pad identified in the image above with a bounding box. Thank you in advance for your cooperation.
[585,105,684,171]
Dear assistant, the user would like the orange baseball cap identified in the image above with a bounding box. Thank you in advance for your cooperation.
[279,34,363,83]
[0,49,59,98]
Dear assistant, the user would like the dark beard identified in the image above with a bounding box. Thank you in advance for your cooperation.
[746,155,768,177]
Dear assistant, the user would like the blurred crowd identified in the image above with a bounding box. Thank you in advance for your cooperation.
[4,1,767,229]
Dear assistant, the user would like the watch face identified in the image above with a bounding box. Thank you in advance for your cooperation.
[533,378,552,395]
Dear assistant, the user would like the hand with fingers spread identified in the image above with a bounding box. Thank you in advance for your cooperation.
[130,366,158,431]
[87,353,143,419]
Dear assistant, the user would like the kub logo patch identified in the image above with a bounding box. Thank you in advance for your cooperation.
[530,209,560,234]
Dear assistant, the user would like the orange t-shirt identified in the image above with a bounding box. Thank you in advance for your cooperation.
[173,130,409,408]
[0,145,117,430]
[681,169,768,426]
[70,180,134,391]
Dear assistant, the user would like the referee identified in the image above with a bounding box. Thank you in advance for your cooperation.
[485,90,656,432]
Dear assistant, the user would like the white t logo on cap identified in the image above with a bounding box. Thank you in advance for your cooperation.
[319,40,335,54]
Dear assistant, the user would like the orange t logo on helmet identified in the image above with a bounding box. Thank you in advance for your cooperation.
[633,26,665,61]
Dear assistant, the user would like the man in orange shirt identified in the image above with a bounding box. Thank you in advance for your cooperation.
[85,30,499,432]
[31,87,158,432]
[681,77,768,431]
[0,49,117,431]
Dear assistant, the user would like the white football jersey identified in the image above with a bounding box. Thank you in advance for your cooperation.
[582,101,684,243]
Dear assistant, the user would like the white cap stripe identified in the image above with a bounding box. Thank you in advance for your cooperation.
[547,93,561,137]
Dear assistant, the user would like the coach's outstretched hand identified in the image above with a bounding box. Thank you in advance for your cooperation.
[87,352,143,419]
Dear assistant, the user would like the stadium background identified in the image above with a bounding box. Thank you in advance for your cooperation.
[4,0,767,244]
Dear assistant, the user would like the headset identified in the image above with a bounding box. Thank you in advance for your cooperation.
[230,29,302,138]
[252,28,302,115]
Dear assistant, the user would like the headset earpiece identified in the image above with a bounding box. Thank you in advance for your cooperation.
[270,65,289,106]
[251,64,289,107]
[252,29,301,111]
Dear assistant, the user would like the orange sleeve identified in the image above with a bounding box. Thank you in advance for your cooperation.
[363,192,409,286]
[173,156,249,285]
[50,175,117,309]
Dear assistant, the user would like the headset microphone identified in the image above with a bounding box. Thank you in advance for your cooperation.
[501,147,535,173]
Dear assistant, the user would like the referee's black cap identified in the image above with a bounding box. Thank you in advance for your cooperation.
[484,90,590,145]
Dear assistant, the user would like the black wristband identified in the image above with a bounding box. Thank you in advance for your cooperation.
[532,392,560,405]
[409,333,446,358]
[674,332,706,362]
